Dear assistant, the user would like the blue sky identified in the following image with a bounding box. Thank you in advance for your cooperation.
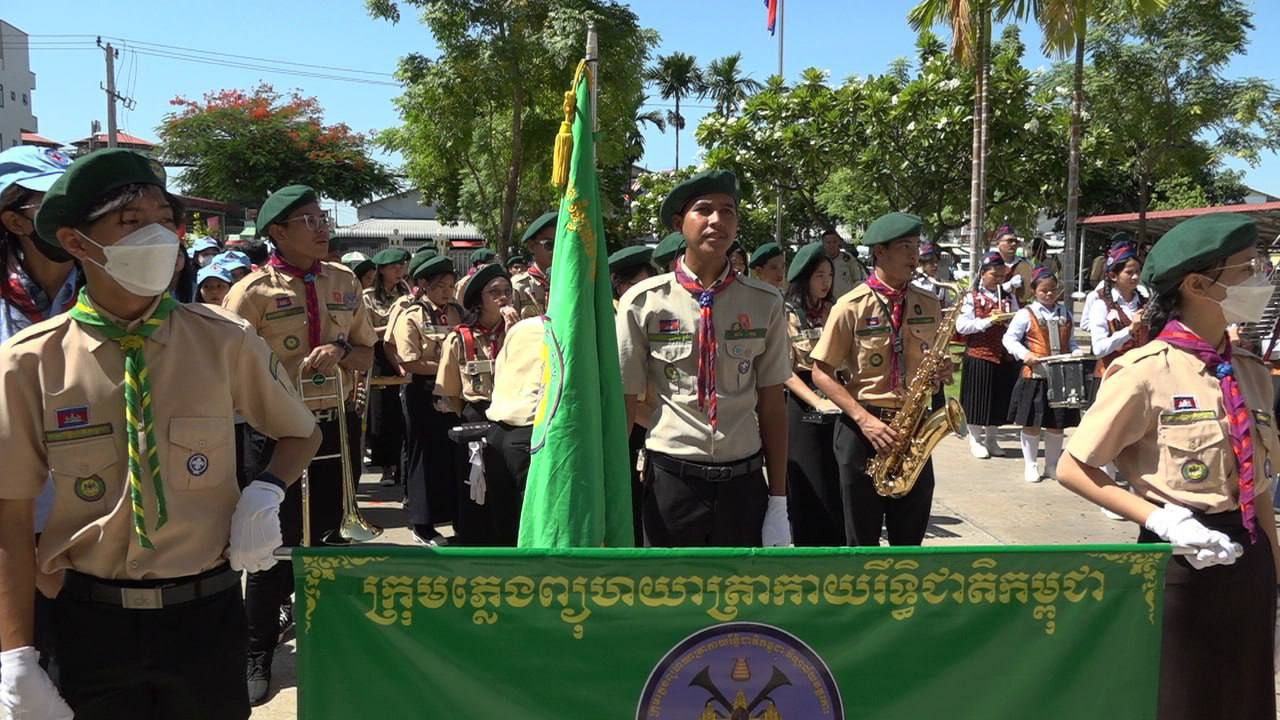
[4,1,1278,224]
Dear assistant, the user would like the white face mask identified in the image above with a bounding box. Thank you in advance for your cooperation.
[1211,272,1275,324]
[77,223,181,297]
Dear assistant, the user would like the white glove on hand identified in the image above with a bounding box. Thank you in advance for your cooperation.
[229,480,286,574]
[467,441,486,506]
[0,646,73,720]
[1145,504,1243,570]
[761,495,792,547]
[1008,274,1023,289]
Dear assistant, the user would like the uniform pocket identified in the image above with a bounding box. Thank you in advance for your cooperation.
[168,417,234,491]
[261,306,309,358]
[650,340,695,397]
[723,337,767,392]
[1159,419,1230,490]
[48,436,119,512]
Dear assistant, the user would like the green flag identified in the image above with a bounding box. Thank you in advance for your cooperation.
[518,61,634,548]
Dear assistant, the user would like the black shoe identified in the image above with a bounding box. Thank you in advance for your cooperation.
[278,602,295,644]
[247,652,272,707]
[411,526,449,547]
[379,469,399,487]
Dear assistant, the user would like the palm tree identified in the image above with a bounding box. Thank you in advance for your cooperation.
[705,53,764,117]
[643,52,706,169]
[626,107,667,164]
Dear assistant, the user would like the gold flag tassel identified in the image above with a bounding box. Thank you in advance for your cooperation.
[552,60,591,190]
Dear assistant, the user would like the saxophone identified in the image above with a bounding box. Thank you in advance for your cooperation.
[866,299,968,498]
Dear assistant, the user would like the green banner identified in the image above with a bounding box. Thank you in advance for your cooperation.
[292,545,1167,719]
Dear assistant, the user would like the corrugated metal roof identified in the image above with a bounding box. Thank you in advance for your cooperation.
[333,218,483,241]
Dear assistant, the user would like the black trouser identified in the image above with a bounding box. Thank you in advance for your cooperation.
[642,452,769,547]
[629,424,647,547]
[243,412,360,657]
[452,402,493,545]
[786,391,844,546]
[33,533,57,679]
[55,572,248,720]
[366,344,405,473]
[402,376,458,529]
[479,421,532,547]
[832,411,935,546]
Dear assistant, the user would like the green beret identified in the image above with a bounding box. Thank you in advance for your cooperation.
[659,169,739,230]
[505,254,528,270]
[413,245,438,259]
[345,258,375,277]
[749,242,782,268]
[35,149,166,246]
[412,254,455,281]
[787,243,827,283]
[470,248,497,266]
[609,246,653,274]
[1140,213,1258,293]
[653,231,686,267]
[372,247,410,266]
[862,212,923,247]
[256,185,317,236]
[520,212,558,244]
[463,262,510,308]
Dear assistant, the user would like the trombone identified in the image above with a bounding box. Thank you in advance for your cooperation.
[296,366,383,547]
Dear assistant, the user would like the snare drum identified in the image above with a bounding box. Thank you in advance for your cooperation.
[1038,353,1096,409]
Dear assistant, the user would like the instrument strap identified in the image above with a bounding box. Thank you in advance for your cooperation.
[459,325,478,362]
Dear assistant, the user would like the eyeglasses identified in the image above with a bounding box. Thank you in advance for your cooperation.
[1219,257,1267,275]
[484,287,514,299]
[283,214,332,232]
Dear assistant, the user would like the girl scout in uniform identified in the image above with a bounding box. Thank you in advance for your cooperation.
[782,243,843,545]
[390,253,461,546]
[1058,213,1280,720]
[956,251,1019,459]
[749,242,787,290]
[0,149,322,720]
[364,247,410,487]
[1002,266,1080,483]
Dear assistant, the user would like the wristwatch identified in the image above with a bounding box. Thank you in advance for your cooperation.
[332,338,353,359]
[255,471,288,493]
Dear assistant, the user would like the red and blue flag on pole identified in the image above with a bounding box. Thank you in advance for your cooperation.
[765,0,778,35]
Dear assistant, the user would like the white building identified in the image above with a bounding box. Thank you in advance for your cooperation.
[0,21,38,149]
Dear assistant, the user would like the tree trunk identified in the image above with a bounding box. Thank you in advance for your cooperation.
[1063,37,1085,293]
[1137,172,1150,245]
[674,93,681,170]
[966,5,988,283]
[978,15,990,263]
[499,80,525,257]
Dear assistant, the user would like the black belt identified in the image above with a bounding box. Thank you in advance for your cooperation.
[62,564,239,610]
[648,452,764,482]
[862,405,900,421]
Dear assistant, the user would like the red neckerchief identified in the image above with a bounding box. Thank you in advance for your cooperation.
[805,298,829,326]
[673,262,737,429]
[527,263,550,293]
[866,274,907,386]
[3,251,75,323]
[461,320,505,360]
[268,253,323,350]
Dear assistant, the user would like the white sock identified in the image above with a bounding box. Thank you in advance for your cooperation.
[1020,430,1039,469]
[1043,431,1064,476]
[969,425,987,444]
[984,426,999,445]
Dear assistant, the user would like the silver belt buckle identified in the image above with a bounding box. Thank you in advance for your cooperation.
[121,587,164,610]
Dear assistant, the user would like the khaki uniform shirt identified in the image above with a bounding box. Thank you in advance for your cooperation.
[0,297,317,580]
[511,267,550,320]
[487,317,547,427]
[388,299,460,376]
[1066,340,1280,513]
[223,261,376,409]
[810,282,943,409]
[382,295,415,353]
[363,285,408,339]
[435,324,504,405]
[830,251,866,301]
[786,301,831,373]
[616,264,791,462]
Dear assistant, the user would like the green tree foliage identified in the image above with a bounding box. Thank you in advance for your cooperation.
[158,84,397,207]
[704,53,763,118]
[643,52,706,169]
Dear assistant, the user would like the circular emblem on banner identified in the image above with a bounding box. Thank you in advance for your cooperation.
[74,475,106,502]
[529,319,565,454]
[1181,459,1209,483]
[869,353,884,367]
[283,335,300,351]
[187,453,209,476]
[636,622,843,720]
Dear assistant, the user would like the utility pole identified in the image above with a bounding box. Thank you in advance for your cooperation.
[97,38,134,149]
[774,0,785,248]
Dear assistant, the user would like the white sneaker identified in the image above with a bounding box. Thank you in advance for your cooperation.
[1024,464,1043,483]
[1101,507,1124,520]
[968,436,991,459]
[985,437,1003,457]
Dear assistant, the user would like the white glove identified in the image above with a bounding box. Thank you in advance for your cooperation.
[0,646,74,720]
[1008,274,1023,289]
[229,480,286,573]
[1071,347,1087,357]
[1144,504,1243,570]
[467,441,486,506]
[761,495,791,547]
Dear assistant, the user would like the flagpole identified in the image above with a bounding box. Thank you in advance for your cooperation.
[774,0,785,248]
[586,22,599,161]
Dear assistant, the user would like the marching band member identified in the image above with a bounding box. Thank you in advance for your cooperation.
[993,225,1033,305]
[1058,213,1280,720]
[1088,240,1149,378]
[512,212,555,319]
[956,251,1020,459]
[652,231,685,273]
[811,212,954,547]
[822,227,865,300]
[364,247,411,487]
[749,241,787,290]
[616,170,792,548]
[0,149,321,720]
[223,184,375,705]
[1002,266,1080,483]
[782,243,843,545]
[911,241,950,306]
[390,253,462,546]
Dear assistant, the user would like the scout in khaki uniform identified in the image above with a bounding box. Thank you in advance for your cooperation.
[435,262,519,545]
[511,211,555,319]
[749,241,786,291]
[454,247,497,305]
[390,253,462,546]
[652,231,685,273]
[810,212,954,547]
[782,242,844,545]
[222,184,375,705]
[994,224,1034,305]
[822,228,865,300]
[726,240,749,275]
[610,245,658,545]
[505,254,528,276]
[0,149,321,720]
[1057,213,1280,720]
[363,247,411,486]
[617,170,792,548]
[343,252,376,290]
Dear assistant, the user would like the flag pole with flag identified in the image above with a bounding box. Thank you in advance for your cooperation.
[517,49,634,548]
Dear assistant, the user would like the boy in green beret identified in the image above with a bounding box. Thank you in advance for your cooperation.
[652,231,686,273]
[749,242,786,290]
[512,211,556,319]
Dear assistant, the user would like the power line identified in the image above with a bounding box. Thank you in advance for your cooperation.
[126,47,400,86]
[101,36,395,78]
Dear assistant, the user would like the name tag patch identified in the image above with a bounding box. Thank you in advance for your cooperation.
[856,326,891,337]
[907,316,936,325]
[1159,410,1217,425]
[266,306,305,321]
[45,423,113,444]
[724,328,767,341]
[56,406,89,429]
[649,332,692,343]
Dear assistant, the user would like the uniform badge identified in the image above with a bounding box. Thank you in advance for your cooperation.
[738,359,751,375]
[664,364,680,382]
[74,475,106,502]
[869,353,884,367]
[55,406,89,429]
[913,303,922,316]
[332,291,344,303]
[1181,459,1209,483]
[344,292,359,309]
[659,319,680,333]
[471,375,484,393]
[275,296,292,309]
[737,313,752,329]
[867,316,882,327]
[187,453,209,476]
[283,335,300,351]
[1172,395,1197,411]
